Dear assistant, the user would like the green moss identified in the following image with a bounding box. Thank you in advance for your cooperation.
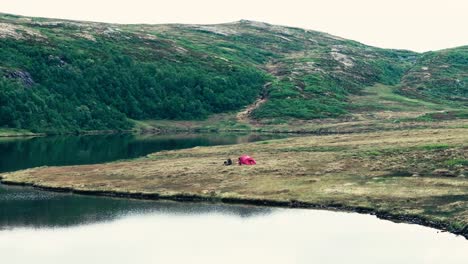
[445,159,468,167]
[418,144,451,151]
[279,146,348,152]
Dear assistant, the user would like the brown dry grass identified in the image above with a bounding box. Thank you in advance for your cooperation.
[1,128,467,234]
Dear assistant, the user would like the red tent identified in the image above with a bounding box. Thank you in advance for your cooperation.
[238,155,256,165]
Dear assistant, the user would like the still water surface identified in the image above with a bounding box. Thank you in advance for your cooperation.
[0,133,467,263]
[0,133,287,173]
[0,184,467,264]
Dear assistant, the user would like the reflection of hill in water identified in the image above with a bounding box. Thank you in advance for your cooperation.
[0,184,273,229]
[0,133,287,173]
[0,133,284,229]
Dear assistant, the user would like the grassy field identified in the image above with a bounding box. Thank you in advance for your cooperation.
[348,84,449,113]
[1,127,467,238]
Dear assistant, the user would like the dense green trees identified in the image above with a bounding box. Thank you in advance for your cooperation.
[1,14,465,133]
[0,36,266,132]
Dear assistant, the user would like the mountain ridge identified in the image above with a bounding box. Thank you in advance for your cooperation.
[0,13,466,133]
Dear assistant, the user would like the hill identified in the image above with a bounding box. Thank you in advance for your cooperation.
[399,46,468,103]
[0,13,466,133]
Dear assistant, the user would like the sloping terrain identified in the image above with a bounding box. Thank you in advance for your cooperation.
[0,13,466,133]
[399,46,468,104]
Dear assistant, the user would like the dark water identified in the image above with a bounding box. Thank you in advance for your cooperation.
[0,184,467,264]
[0,184,271,229]
[0,133,287,173]
[0,132,280,228]
[0,133,467,263]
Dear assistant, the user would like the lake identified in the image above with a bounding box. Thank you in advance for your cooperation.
[0,184,467,264]
[0,133,467,263]
[0,133,288,173]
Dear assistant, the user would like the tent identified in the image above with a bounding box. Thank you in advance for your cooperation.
[238,155,256,165]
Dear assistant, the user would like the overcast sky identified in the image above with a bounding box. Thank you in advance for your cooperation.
[1,0,467,52]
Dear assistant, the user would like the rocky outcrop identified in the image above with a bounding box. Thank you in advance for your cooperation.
[5,70,35,87]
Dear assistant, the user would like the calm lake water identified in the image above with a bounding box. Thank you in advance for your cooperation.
[0,133,288,173]
[0,184,467,264]
[0,133,467,263]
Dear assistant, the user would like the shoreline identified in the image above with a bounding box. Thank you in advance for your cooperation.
[1,127,466,241]
[2,118,467,138]
[1,179,466,239]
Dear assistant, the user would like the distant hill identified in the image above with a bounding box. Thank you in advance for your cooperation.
[399,46,468,103]
[0,13,466,132]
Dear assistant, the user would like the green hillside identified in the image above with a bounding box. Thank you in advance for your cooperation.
[399,46,468,104]
[0,13,466,133]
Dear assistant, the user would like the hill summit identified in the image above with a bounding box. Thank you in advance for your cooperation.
[0,13,466,132]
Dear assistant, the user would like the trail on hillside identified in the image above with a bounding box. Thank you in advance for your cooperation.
[236,61,282,123]
[236,97,268,123]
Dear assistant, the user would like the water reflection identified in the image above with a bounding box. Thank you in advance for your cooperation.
[0,133,288,173]
[0,133,281,228]
[0,184,272,229]
[1,133,467,264]
[0,196,467,264]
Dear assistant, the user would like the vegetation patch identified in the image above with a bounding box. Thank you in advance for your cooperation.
[399,46,468,105]
[5,14,466,134]
[417,143,452,151]
[445,159,468,167]
[278,146,347,152]
[2,128,467,237]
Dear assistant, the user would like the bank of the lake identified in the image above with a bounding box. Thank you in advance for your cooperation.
[2,114,468,138]
[2,182,467,264]
[0,128,43,138]
[1,128,467,239]
[0,133,287,173]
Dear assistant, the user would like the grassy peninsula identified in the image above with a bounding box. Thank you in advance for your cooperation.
[1,13,467,240]
[2,127,467,238]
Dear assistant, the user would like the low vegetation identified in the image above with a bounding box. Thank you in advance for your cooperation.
[0,128,41,137]
[1,14,466,134]
[399,46,468,104]
[1,127,467,237]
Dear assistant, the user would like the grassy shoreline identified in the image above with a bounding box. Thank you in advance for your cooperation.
[0,128,44,138]
[0,179,466,239]
[1,127,467,238]
[0,100,468,138]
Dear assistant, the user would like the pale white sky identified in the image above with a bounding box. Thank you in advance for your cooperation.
[1,0,467,52]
